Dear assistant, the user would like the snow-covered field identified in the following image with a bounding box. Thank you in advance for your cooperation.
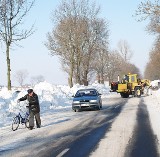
[1,80,160,157]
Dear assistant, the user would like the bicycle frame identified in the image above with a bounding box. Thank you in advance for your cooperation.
[17,112,29,124]
[12,102,30,131]
[12,109,29,131]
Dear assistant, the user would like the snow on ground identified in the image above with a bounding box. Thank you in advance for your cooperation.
[150,80,160,87]
[144,90,160,155]
[1,80,160,157]
[0,81,110,156]
[0,81,110,128]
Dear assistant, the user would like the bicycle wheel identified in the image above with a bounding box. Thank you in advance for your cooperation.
[25,119,30,129]
[12,116,20,131]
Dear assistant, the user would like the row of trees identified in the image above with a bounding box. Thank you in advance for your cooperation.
[45,0,141,87]
[1,0,155,89]
[135,0,160,80]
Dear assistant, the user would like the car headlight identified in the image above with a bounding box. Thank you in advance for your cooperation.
[73,101,80,104]
[90,100,98,103]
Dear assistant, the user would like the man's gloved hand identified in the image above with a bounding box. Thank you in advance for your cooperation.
[17,99,20,103]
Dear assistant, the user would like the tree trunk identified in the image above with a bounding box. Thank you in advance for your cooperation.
[6,44,11,90]
[68,60,74,88]
[108,76,111,85]
[100,71,104,84]
[97,73,100,83]
[75,62,81,85]
[82,70,88,86]
[68,76,73,88]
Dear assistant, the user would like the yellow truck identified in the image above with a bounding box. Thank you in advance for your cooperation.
[116,73,150,98]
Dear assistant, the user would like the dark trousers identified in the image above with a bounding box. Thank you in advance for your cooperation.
[29,111,41,128]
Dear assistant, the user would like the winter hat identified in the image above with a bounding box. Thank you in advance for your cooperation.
[27,89,33,94]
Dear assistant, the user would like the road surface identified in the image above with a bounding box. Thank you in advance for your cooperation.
[0,93,160,157]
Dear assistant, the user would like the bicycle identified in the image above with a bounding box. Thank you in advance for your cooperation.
[12,104,30,131]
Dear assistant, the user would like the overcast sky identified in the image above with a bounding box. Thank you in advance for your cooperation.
[0,0,155,86]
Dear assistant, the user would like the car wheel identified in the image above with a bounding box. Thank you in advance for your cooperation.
[96,104,100,110]
[75,109,80,112]
[100,102,102,109]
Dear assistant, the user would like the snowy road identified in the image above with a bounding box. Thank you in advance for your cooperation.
[1,92,160,157]
[38,97,126,157]
[124,100,159,157]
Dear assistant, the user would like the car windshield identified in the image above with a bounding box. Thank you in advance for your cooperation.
[75,90,97,97]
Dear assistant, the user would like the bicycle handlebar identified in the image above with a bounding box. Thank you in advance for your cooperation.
[17,101,29,113]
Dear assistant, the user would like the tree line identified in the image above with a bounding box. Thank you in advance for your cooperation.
[45,0,141,88]
[0,0,158,90]
[135,0,160,80]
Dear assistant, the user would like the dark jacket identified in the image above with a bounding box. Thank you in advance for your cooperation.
[19,92,40,114]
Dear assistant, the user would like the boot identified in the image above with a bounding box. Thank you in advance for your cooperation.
[37,124,41,128]
[29,126,33,130]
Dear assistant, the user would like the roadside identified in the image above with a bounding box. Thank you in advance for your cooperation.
[144,91,160,155]
[91,91,160,157]
[124,99,159,157]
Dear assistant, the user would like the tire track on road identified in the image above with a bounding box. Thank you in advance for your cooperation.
[124,99,159,157]
[37,103,125,157]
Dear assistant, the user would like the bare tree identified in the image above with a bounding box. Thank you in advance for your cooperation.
[135,0,160,34]
[135,1,160,20]
[93,49,108,84]
[108,44,140,81]
[105,51,124,84]
[45,0,109,87]
[14,69,28,87]
[135,2,160,38]
[92,49,129,84]
[117,40,133,62]
[80,18,109,85]
[135,1,160,78]
[0,0,35,90]
[144,40,160,79]
[30,75,45,86]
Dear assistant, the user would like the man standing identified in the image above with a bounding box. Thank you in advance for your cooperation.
[18,89,41,130]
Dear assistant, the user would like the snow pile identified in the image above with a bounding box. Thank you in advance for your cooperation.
[1,79,159,128]
[0,81,110,128]
[150,80,160,88]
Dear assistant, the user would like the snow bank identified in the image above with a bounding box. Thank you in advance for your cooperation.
[150,80,160,88]
[1,79,159,128]
[0,81,110,128]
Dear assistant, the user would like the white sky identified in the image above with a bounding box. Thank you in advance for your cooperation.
[0,0,155,86]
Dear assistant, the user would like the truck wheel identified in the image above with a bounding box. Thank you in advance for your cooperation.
[120,93,124,98]
[120,93,129,98]
[124,93,129,98]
